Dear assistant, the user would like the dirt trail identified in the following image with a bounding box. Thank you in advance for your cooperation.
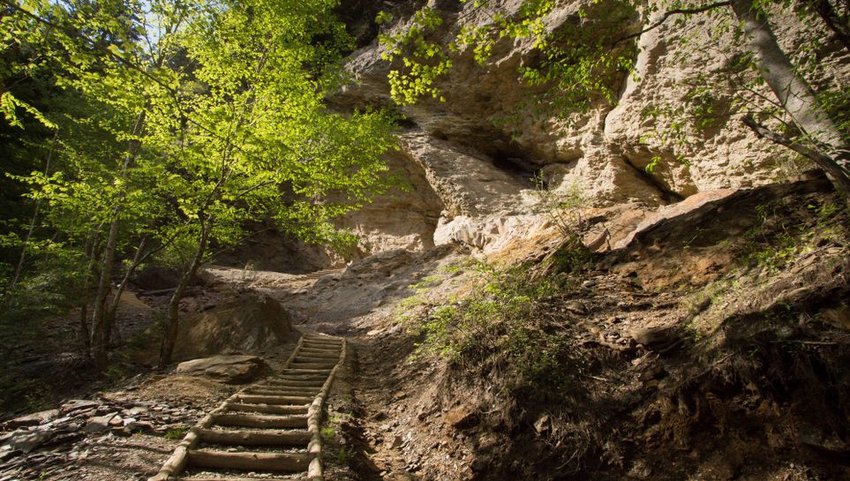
[148,331,345,481]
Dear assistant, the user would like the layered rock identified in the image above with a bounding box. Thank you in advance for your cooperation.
[336,149,444,255]
[228,0,849,267]
[170,293,292,361]
[328,0,849,256]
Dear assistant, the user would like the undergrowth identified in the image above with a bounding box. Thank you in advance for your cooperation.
[407,260,585,397]
[741,198,847,273]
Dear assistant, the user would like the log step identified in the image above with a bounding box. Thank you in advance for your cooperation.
[187,449,312,472]
[212,414,308,429]
[289,362,337,370]
[224,403,307,415]
[242,388,320,397]
[301,334,340,341]
[179,477,307,481]
[280,369,332,376]
[300,343,341,349]
[195,427,311,446]
[298,347,340,355]
[277,370,330,377]
[293,356,339,363]
[261,379,325,387]
[250,383,321,392]
[248,384,320,392]
[232,394,313,405]
[300,341,342,348]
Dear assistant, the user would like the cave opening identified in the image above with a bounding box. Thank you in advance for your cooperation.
[490,150,542,187]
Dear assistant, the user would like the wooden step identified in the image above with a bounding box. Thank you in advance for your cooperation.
[179,476,307,481]
[242,388,319,397]
[298,347,340,355]
[249,384,320,392]
[253,379,325,392]
[293,356,339,363]
[277,370,330,377]
[231,394,313,405]
[224,403,307,415]
[212,413,308,429]
[179,475,313,481]
[299,340,341,345]
[187,449,311,472]
[296,351,339,361]
[289,362,337,370]
[261,379,325,387]
[280,369,332,376]
[301,334,340,341]
[301,340,341,347]
[195,427,311,446]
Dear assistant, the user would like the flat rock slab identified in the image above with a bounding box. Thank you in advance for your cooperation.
[176,355,270,384]
[2,409,58,430]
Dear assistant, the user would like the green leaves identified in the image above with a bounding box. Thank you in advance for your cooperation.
[0,92,57,130]
[378,7,451,105]
[377,0,639,114]
[2,0,397,313]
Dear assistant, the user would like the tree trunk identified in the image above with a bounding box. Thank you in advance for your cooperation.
[89,110,146,369]
[731,0,850,192]
[806,0,850,53]
[90,213,121,368]
[10,132,57,292]
[158,221,211,368]
[79,303,90,353]
[104,235,149,347]
[77,230,101,358]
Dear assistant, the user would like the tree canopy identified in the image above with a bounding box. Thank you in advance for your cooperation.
[0,0,397,366]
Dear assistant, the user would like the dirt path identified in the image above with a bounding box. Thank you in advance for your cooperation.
[148,332,345,481]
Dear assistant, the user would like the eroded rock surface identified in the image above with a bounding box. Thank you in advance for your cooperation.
[175,355,270,384]
[170,293,293,362]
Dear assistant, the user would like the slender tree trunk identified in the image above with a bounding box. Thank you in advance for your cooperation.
[731,0,850,192]
[158,221,211,368]
[104,235,149,347]
[79,304,90,353]
[90,214,121,367]
[805,0,850,53]
[10,132,57,292]
[77,231,101,357]
[90,110,146,369]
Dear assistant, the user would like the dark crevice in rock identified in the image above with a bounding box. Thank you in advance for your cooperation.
[334,0,384,49]
[621,156,685,204]
[491,152,541,187]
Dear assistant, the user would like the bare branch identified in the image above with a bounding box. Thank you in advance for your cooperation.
[614,1,733,45]
[742,114,850,193]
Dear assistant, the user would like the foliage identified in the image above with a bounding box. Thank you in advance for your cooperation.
[376,0,638,114]
[532,177,594,272]
[378,7,451,105]
[0,0,398,366]
[742,198,847,272]
[409,263,578,393]
[164,426,189,440]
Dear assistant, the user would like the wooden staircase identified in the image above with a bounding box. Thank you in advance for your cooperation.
[149,332,346,481]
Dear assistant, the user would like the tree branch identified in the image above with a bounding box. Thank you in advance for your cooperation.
[614,1,733,45]
[742,114,850,193]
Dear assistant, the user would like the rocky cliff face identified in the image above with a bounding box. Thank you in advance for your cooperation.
[237,0,849,268]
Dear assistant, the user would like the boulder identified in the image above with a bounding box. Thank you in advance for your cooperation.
[4,429,54,453]
[83,412,118,433]
[59,400,99,415]
[176,355,270,384]
[2,409,58,430]
[171,293,293,361]
[445,404,479,430]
